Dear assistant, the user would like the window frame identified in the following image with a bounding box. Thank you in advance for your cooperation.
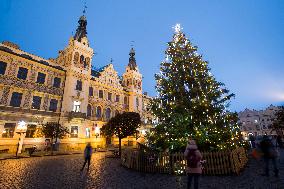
[89,86,93,96]
[70,126,78,138]
[108,92,112,101]
[53,77,61,88]
[17,67,28,80]
[32,96,42,110]
[49,99,58,112]
[10,92,23,107]
[2,123,16,138]
[0,61,7,75]
[99,90,103,98]
[76,80,82,91]
[36,72,46,84]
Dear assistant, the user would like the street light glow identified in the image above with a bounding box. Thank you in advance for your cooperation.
[17,121,27,131]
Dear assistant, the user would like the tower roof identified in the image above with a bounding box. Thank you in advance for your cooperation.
[74,15,87,42]
[128,47,137,70]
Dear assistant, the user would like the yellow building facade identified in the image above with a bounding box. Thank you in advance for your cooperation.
[0,15,153,153]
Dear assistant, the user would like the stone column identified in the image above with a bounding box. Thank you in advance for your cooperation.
[22,90,32,109]
[28,66,36,82]
[42,94,49,111]
[47,71,53,86]
[0,86,11,105]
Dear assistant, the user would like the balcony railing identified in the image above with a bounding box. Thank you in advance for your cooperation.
[67,111,86,119]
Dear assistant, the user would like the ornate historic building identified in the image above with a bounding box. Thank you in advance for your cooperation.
[238,105,279,139]
[0,15,153,152]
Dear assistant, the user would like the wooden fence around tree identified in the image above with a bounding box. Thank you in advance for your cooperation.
[121,147,248,175]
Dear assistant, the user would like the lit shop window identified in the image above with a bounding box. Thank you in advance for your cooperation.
[70,126,78,138]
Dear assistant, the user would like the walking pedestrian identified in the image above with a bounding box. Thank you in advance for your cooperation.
[184,138,203,189]
[260,135,279,177]
[81,143,93,172]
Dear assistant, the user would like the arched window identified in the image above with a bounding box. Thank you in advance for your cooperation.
[99,90,104,98]
[87,104,92,117]
[106,108,111,119]
[74,52,79,64]
[85,57,90,68]
[96,106,102,118]
[80,55,85,66]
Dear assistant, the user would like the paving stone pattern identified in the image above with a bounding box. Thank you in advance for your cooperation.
[0,150,284,189]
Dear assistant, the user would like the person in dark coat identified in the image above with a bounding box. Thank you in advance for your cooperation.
[81,143,93,171]
[260,135,279,177]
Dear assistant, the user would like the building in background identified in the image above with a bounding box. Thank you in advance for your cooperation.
[0,14,153,153]
[238,105,279,139]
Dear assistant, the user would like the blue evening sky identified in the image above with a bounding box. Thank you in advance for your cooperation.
[0,0,284,112]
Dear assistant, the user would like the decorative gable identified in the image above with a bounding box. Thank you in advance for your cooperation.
[94,64,123,89]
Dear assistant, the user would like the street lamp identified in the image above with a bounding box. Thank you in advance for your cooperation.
[16,121,27,157]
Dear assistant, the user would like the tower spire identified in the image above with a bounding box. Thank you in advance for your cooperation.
[74,1,88,42]
[128,47,137,70]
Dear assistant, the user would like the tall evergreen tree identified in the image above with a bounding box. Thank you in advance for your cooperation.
[149,24,244,152]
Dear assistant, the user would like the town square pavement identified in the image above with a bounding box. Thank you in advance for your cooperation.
[0,150,284,189]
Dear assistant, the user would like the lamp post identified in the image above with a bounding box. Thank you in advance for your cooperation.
[16,121,27,157]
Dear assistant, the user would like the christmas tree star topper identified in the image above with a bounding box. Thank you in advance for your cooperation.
[173,23,183,33]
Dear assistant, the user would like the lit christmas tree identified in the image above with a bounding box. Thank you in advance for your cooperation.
[149,24,244,152]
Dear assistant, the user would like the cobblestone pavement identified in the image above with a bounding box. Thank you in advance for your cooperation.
[0,150,284,189]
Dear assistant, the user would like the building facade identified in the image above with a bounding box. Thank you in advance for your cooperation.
[0,15,153,152]
[238,105,279,139]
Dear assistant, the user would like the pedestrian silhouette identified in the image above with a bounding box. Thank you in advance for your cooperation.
[260,135,279,177]
[81,143,93,172]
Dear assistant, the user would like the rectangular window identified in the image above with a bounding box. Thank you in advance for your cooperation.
[0,61,7,75]
[32,96,42,110]
[49,99,58,112]
[99,90,103,98]
[116,95,120,102]
[53,77,61,88]
[36,72,46,84]
[70,126,78,138]
[76,80,82,91]
[10,92,23,107]
[25,125,36,138]
[2,123,16,138]
[89,87,93,96]
[108,93,112,101]
[17,67,28,80]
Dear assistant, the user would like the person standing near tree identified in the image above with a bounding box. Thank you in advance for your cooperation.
[81,143,93,172]
[184,138,203,189]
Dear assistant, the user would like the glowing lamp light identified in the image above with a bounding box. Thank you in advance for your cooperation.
[73,129,78,135]
[95,127,100,134]
[17,121,27,132]
[141,130,146,135]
